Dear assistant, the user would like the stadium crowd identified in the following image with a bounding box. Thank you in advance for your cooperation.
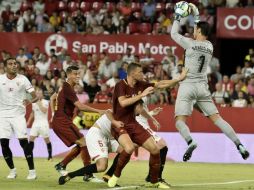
[0,0,254,108]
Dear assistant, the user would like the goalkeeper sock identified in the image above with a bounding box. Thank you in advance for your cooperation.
[176,120,193,144]
[214,118,241,146]
[68,164,97,179]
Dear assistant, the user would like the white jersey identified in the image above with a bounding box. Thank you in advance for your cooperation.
[171,21,213,83]
[135,97,150,129]
[0,74,34,118]
[94,114,112,138]
[32,99,49,124]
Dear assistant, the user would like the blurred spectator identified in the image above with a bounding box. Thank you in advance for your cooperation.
[247,76,254,96]
[57,48,67,63]
[40,16,54,32]
[49,11,61,31]
[230,83,248,101]
[1,5,13,24]
[93,84,111,103]
[4,13,16,32]
[200,8,214,29]
[16,11,25,32]
[32,47,43,62]
[212,82,230,106]
[244,48,254,61]
[159,92,169,105]
[62,54,73,71]
[16,48,29,67]
[74,84,90,104]
[242,60,253,77]
[156,12,172,34]
[36,53,50,75]
[122,47,135,64]
[161,48,177,77]
[81,65,93,86]
[33,0,45,15]
[140,47,155,73]
[83,78,101,103]
[222,75,234,92]
[73,10,86,33]
[226,0,239,7]
[141,0,156,27]
[230,66,244,84]
[49,55,62,71]
[98,57,117,80]
[232,91,248,107]
[118,62,128,79]
[208,56,222,81]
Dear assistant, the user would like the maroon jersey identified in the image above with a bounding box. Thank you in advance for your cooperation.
[113,79,153,124]
[54,82,78,120]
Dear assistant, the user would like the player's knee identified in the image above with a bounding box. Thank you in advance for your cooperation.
[150,145,160,155]
[124,144,135,154]
[175,120,185,130]
[96,159,108,172]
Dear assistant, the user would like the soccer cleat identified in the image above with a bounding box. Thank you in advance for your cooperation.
[58,175,71,185]
[55,163,68,176]
[183,141,197,162]
[145,182,170,189]
[27,169,37,180]
[7,168,17,179]
[83,174,104,183]
[159,179,171,187]
[102,174,120,187]
[238,144,250,160]
[47,156,53,161]
[108,175,119,188]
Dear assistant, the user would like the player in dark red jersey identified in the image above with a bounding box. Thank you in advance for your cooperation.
[51,66,105,180]
[108,63,188,188]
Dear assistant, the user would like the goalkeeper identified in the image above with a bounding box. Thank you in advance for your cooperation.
[171,2,249,162]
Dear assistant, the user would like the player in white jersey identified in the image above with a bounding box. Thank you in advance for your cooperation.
[0,58,38,179]
[135,96,169,184]
[27,88,52,160]
[58,111,123,185]
[171,3,249,161]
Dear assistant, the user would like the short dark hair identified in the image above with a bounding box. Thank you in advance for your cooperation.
[127,62,141,74]
[197,21,210,37]
[4,57,16,66]
[66,65,79,75]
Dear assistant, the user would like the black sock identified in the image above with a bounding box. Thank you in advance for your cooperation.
[19,139,34,170]
[29,141,34,151]
[159,146,168,179]
[187,139,193,145]
[69,163,97,179]
[0,139,14,169]
[105,153,120,177]
[47,142,52,158]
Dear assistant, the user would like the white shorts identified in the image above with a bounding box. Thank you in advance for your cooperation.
[0,115,28,139]
[145,126,161,142]
[30,122,50,138]
[86,127,119,161]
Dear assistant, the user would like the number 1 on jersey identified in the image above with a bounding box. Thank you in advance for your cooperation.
[198,55,205,73]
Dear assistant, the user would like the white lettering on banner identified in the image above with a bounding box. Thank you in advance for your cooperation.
[138,43,176,54]
[99,42,135,53]
[72,41,96,53]
[225,15,254,30]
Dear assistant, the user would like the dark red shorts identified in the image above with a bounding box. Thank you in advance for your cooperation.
[111,121,151,146]
[52,117,84,147]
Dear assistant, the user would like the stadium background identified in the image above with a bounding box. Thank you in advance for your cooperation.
[0,0,254,165]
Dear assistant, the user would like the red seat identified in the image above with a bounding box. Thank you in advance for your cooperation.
[128,22,139,34]
[57,1,67,11]
[68,1,79,12]
[153,22,161,33]
[92,2,104,12]
[20,0,33,12]
[133,11,141,19]
[139,23,152,34]
[80,2,92,13]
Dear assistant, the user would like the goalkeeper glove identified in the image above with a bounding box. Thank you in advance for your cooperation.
[189,3,200,24]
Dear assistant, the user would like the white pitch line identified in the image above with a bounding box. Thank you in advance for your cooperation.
[100,186,140,190]
[173,179,254,187]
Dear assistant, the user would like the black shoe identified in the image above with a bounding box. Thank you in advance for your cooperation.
[183,141,197,162]
[58,175,70,185]
[237,144,250,160]
[55,163,67,175]
[145,175,151,182]
[48,156,52,161]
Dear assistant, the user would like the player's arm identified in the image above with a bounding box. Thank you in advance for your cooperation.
[105,110,124,128]
[74,101,105,115]
[29,91,39,103]
[50,92,57,116]
[27,110,34,126]
[154,67,188,89]
[37,100,48,114]
[118,86,154,108]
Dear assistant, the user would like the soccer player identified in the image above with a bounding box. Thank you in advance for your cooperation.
[58,110,123,185]
[51,65,105,178]
[27,88,52,161]
[108,62,188,188]
[0,58,38,179]
[135,98,169,185]
[171,3,250,162]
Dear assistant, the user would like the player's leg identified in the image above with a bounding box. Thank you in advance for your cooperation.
[13,116,36,179]
[209,113,249,159]
[0,119,16,179]
[197,88,250,160]
[43,137,52,160]
[108,126,135,187]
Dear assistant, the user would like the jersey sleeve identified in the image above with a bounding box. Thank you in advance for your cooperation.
[171,20,194,49]
[24,76,34,93]
[63,83,79,104]
[139,81,154,91]
[115,82,126,98]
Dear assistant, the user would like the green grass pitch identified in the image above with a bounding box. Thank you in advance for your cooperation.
[0,157,253,190]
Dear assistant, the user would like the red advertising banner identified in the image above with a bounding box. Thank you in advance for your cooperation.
[217,8,254,39]
[0,33,183,61]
